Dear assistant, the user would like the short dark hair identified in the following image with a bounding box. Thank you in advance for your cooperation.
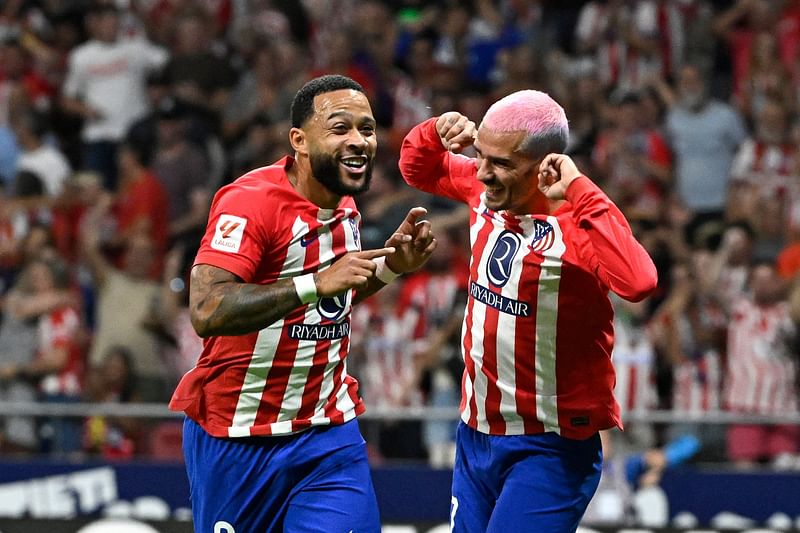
[121,133,155,167]
[290,75,366,128]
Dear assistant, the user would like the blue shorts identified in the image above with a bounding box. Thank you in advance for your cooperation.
[451,422,602,533]
[183,417,380,533]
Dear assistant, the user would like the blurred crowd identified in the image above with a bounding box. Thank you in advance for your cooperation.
[0,0,799,470]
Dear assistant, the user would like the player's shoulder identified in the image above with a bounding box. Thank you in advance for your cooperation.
[218,158,293,198]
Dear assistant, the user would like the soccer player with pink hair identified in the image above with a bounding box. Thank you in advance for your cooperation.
[399,90,658,532]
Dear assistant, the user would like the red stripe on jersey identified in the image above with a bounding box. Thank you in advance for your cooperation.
[515,254,546,434]
[255,321,301,428]
[342,335,361,407]
[324,361,347,426]
[462,211,494,427]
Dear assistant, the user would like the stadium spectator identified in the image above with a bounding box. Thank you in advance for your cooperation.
[80,204,168,403]
[591,91,671,222]
[169,74,436,532]
[151,97,211,246]
[162,9,236,125]
[350,277,428,462]
[10,109,71,199]
[665,63,747,225]
[60,4,167,190]
[724,260,800,468]
[399,90,657,531]
[83,345,140,460]
[0,254,85,456]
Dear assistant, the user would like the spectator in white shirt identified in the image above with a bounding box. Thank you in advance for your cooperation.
[60,4,167,191]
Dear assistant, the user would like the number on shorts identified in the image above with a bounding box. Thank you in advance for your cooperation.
[214,521,235,533]
[450,496,459,531]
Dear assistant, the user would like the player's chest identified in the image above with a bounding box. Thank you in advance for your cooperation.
[469,208,577,289]
[276,212,362,276]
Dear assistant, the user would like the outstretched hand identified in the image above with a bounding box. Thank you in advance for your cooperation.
[384,207,437,274]
[537,153,584,200]
[435,112,476,153]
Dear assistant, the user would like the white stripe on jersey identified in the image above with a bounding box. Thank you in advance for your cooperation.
[462,209,489,432]
[279,210,359,426]
[309,342,347,425]
[228,215,315,436]
[534,216,565,434]
[495,240,526,430]
[229,320,284,437]
[331,209,359,418]
[228,211,363,436]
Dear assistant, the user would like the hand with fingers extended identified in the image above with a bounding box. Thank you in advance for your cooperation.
[384,206,438,274]
[314,246,396,296]
[435,112,477,153]
[537,153,585,201]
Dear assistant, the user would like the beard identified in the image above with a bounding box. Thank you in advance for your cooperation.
[679,89,707,112]
[310,150,373,196]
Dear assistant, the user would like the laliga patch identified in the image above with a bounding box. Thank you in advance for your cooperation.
[211,214,247,253]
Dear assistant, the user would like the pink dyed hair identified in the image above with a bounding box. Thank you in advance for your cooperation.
[480,90,569,157]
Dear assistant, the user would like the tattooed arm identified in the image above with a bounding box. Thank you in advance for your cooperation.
[189,264,303,337]
[190,246,398,337]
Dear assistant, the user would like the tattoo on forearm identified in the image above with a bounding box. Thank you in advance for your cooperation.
[190,265,302,337]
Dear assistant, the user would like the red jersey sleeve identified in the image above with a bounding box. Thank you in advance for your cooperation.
[566,176,658,302]
[194,184,269,282]
[399,118,483,204]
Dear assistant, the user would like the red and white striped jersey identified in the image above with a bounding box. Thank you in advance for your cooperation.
[400,119,658,439]
[672,349,722,414]
[38,306,83,397]
[169,156,366,438]
[611,308,657,415]
[725,298,798,415]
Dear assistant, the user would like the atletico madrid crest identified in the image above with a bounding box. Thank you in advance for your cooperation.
[529,219,555,253]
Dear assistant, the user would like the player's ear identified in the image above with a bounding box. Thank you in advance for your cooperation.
[289,127,307,155]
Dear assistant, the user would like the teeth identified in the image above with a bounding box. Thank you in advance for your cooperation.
[341,156,366,168]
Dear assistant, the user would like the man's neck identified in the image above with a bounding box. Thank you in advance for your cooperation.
[286,157,341,209]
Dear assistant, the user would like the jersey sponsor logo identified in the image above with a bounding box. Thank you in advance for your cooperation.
[529,219,555,253]
[288,320,351,340]
[317,292,350,321]
[211,214,247,253]
[470,281,531,317]
[486,230,521,287]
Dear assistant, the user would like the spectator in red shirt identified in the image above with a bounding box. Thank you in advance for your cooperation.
[112,135,170,278]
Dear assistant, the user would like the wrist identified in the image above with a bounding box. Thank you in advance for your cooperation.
[293,273,318,304]
[374,256,401,284]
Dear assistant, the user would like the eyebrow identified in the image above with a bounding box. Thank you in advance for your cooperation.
[326,111,376,126]
[474,145,512,166]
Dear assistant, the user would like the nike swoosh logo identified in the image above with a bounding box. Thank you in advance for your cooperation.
[300,233,319,247]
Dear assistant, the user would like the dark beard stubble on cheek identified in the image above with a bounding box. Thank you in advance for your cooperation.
[310,151,372,196]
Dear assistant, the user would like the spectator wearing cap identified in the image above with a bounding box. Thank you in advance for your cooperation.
[60,4,168,190]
